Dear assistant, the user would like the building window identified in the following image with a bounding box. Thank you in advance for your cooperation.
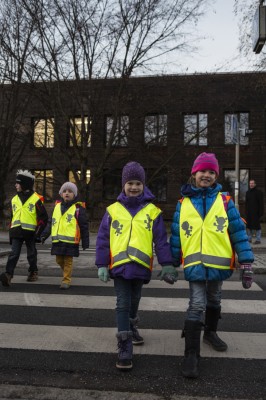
[33,118,54,148]
[34,170,53,201]
[69,116,91,147]
[147,169,167,202]
[184,113,208,145]
[224,113,249,145]
[224,169,249,202]
[69,169,91,184]
[106,115,129,147]
[144,114,167,146]
[103,169,121,200]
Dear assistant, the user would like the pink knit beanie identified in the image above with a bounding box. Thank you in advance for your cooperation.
[191,152,219,176]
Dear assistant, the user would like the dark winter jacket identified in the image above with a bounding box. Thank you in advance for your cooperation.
[245,187,264,230]
[9,190,48,242]
[96,186,174,283]
[42,199,89,257]
[170,182,254,282]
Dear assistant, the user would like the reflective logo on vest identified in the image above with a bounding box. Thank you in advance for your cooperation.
[214,216,227,233]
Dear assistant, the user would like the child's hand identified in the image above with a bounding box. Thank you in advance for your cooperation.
[159,265,178,285]
[98,266,110,283]
[240,264,253,289]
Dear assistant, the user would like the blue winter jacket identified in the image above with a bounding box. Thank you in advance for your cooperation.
[170,183,254,281]
[96,186,174,283]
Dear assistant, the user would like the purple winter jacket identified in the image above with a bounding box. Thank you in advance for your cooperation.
[95,186,173,283]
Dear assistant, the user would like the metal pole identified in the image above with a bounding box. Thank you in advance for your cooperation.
[235,127,240,210]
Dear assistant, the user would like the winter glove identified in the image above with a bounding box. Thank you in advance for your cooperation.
[40,237,46,245]
[240,264,253,289]
[159,265,178,285]
[98,267,110,283]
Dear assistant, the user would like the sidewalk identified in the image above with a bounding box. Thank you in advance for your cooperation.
[0,230,265,273]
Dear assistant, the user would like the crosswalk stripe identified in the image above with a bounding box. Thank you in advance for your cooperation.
[0,323,265,359]
[8,276,263,291]
[0,292,265,314]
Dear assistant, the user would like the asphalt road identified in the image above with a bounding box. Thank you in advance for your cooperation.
[0,246,266,400]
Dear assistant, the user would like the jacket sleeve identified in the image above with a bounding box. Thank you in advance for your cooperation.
[95,211,111,267]
[259,190,264,217]
[152,213,175,266]
[169,201,182,267]
[77,206,90,249]
[227,199,254,264]
[35,199,49,237]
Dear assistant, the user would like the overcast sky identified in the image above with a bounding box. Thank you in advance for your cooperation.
[162,0,258,74]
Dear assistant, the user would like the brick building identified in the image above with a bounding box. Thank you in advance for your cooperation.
[2,72,266,224]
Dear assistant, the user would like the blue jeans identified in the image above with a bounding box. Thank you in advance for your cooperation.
[187,280,223,321]
[114,277,144,332]
[247,228,261,242]
[6,238,37,276]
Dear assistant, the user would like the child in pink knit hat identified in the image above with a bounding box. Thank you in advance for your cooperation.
[170,152,254,379]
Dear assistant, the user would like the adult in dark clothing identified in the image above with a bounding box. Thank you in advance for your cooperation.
[245,179,264,244]
[0,170,48,287]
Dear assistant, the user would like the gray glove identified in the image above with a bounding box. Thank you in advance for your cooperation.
[98,267,110,283]
[159,265,178,285]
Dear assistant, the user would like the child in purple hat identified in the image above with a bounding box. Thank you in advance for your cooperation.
[96,161,177,371]
[170,152,254,379]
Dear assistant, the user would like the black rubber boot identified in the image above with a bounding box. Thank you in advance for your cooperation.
[181,320,202,379]
[116,331,133,371]
[203,307,228,352]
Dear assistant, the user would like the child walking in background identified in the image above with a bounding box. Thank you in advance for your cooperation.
[170,152,254,379]
[96,161,178,371]
[0,170,48,286]
[41,182,89,289]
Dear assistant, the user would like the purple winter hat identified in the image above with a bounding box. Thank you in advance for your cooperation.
[122,162,145,187]
[191,152,219,176]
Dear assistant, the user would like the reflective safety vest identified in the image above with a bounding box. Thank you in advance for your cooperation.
[11,192,44,231]
[51,202,81,244]
[180,194,235,270]
[107,202,162,270]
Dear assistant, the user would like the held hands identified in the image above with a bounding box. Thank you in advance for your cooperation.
[240,264,253,289]
[159,265,178,285]
[98,266,110,283]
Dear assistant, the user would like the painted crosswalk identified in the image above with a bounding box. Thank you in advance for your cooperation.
[0,275,265,362]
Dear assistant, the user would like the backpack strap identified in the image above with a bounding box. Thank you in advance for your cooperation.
[220,192,231,212]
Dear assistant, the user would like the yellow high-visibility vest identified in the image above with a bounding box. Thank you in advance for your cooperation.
[107,202,161,270]
[52,202,81,244]
[11,192,43,231]
[180,194,234,270]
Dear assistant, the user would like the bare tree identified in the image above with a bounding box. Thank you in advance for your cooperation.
[0,0,214,218]
[234,0,266,69]
[0,0,41,218]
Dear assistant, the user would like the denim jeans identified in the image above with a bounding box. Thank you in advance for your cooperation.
[114,277,144,332]
[247,228,261,242]
[6,237,37,276]
[186,280,223,321]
